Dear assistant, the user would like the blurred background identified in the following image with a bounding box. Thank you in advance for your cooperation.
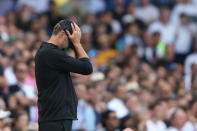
[0,0,197,131]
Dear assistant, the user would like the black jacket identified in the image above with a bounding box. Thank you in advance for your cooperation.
[35,42,93,122]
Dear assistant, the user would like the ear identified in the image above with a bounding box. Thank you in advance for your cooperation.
[56,30,65,38]
[59,30,65,37]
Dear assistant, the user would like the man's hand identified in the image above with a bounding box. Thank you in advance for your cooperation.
[66,21,89,59]
[66,22,81,46]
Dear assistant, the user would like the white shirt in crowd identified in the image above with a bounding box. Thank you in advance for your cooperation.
[171,2,197,25]
[107,98,129,119]
[72,100,96,131]
[135,4,159,23]
[167,121,195,131]
[184,53,197,91]
[148,21,176,44]
[4,67,17,86]
[111,20,122,34]
[17,82,37,124]
[184,52,197,75]
[174,25,192,54]
[145,120,167,131]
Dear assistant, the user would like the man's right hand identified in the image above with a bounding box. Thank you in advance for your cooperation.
[66,22,81,46]
[66,21,89,59]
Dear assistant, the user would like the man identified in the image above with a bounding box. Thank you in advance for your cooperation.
[167,108,194,131]
[12,110,29,131]
[35,20,93,131]
[148,6,176,45]
[145,99,167,131]
[174,13,192,64]
[101,110,120,131]
[72,84,96,130]
[184,38,197,91]
[135,0,159,24]
[107,84,129,119]
[12,62,37,124]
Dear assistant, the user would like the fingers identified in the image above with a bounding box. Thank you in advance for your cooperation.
[66,30,71,37]
[74,23,81,31]
[71,23,76,32]
[71,23,76,31]
[73,22,80,32]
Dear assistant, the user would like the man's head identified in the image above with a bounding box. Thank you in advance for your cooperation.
[15,110,28,130]
[155,79,172,98]
[13,61,28,83]
[160,6,170,24]
[126,94,140,114]
[153,31,161,43]
[170,108,187,129]
[107,84,127,100]
[180,13,189,25]
[149,99,168,120]
[102,110,120,130]
[141,0,150,6]
[51,20,73,48]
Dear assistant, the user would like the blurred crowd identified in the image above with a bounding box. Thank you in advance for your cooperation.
[0,0,197,131]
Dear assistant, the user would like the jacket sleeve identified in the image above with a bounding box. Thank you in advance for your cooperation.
[44,49,93,75]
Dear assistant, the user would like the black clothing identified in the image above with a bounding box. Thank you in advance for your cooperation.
[39,120,73,131]
[9,84,20,94]
[35,42,93,122]
[174,54,188,64]
[0,64,3,76]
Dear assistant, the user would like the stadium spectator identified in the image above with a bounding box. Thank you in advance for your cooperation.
[135,0,159,24]
[145,100,167,131]
[101,110,120,131]
[167,108,194,131]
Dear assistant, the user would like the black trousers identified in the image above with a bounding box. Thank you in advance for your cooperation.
[39,120,73,131]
